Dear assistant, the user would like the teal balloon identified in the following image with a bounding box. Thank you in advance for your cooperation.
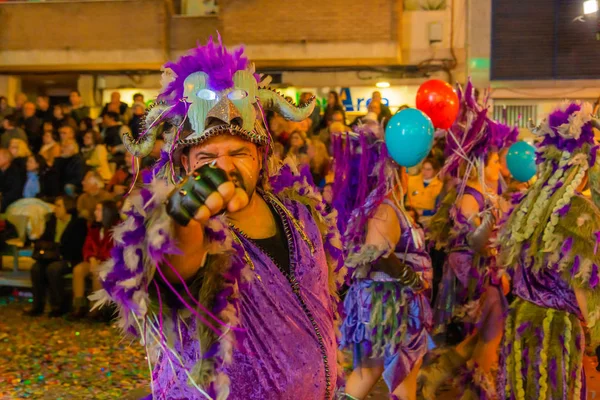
[506,141,537,182]
[385,108,435,167]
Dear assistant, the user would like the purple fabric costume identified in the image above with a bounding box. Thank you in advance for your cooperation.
[432,187,507,335]
[149,197,338,400]
[341,200,432,391]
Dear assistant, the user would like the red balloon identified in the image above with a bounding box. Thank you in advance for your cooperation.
[416,79,459,130]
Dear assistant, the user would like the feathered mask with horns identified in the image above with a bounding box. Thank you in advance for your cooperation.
[122,35,315,178]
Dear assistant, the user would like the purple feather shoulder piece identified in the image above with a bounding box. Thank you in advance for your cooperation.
[90,174,252,399]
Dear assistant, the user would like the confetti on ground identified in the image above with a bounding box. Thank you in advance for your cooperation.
[0,296,149,399]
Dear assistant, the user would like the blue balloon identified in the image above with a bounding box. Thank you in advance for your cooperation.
[385,108,435,168]
[506,141,537,182]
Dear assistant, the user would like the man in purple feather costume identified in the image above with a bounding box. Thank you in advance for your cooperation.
[90,36,344,400]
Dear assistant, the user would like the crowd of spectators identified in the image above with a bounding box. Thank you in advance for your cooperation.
[0,91,145,320]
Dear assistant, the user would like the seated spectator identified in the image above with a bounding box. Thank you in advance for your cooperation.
[0,96,14,120]
[129,102,146,139]
[101,111,130,165]
[24,196,87,317]
[77,171,112,221]
[82,130,112,181]
[106,155,134,196]
[54,139,85,195]
[78,117,95,134]
[23,154,60,200]
[308,138,330,188]
[9,137,31,159]
[35,95,53,123]
[52,104,77,132]
[58,124,77,147]
[20,102,42,153]
[407,157,443,219]
[8,138,30,183]
[320,91,346,130]
[317,110,346,151]
[12,93,27,121]
[39,124,61,167]
[284,131,307,159]
[69,90,90,125]
[0,148,25,212]
[70,200,120,319]
[1,114,28,148]
[100,91,128,120]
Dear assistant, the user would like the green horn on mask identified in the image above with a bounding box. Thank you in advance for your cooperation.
[122,126,160,158]
[257,88,315,122]
[121,104,170,158]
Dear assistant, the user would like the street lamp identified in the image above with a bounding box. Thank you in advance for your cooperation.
[584,0,598,15]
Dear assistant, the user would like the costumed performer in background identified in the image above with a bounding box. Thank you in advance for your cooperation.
[498,101,600,399]
[91,36,345,400]
[420,80,517,399]
[334,124,433,400]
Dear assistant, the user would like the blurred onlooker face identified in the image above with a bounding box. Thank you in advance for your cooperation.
[23,102,36,118]
[132,103,145,116]
[53,105,63,119]
[94,203,103,224]
[14,93,27,108]
[289,132,305,149]
[110,92,121,103]
[43,121,53,134]
[69,91,82,107]
[327,92,336,106]
[322,184,333,205]
[82,171,99,194]
[42,131,55,145]
[372,91,382,103]
[133,94,144,103]
[0,97,7,109]
[59,126,75,143]
[54,198,68,220]
[8,139,20,158]
[2,119,11,130]
[26,155,39,172]
[83,132,94,147]
[421,161,436,180]
[37,96,49,110]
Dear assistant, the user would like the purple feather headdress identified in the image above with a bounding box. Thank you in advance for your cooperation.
[159,34,258,119]
[442,79,518,179]
[332,124,393,255]
[536,101,597,162]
